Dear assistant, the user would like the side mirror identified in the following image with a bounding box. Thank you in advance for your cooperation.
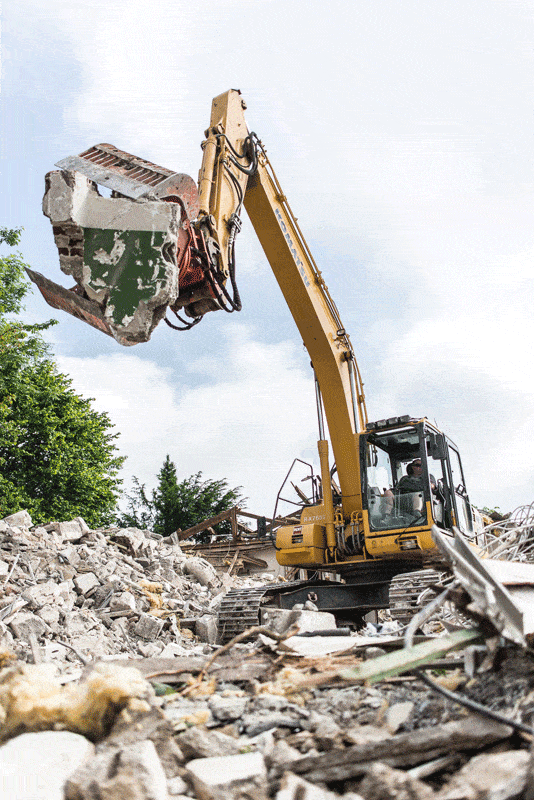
[428,433,447,461]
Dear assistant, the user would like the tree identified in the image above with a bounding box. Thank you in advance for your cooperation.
[0,228,124,526]
[120,455,244,539]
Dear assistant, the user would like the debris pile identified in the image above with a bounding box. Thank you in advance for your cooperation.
[2,509,534,800]
[0,509,243,669]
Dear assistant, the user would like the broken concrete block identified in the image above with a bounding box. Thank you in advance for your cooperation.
[176,726,242,760]
[385,701,414,734]
[2,510,32,528]
[195,614,218,644]
[37,604,61,627]
[0,730,94,800]
[313,717,343,751]
[41,169,190,346]
[22,580,62,609]
[158,642,190,658]
[0,620,14,647]
[186,751,267,800]
[74,516,90,534]
[183,557,220,588]
[113,527,148,557]
[58,545,81,567]
[241,711,303,737]
[9,612,48,641]
[138,642,162,658]
[43,517,89,542]
[268,739,303,768]
[208,694,248,722]
[276,772,350,800]
[110,591,137,612]
[358,762,434,800]
[133,613,164,641]
[260,607,337,635]
[436,749,530,800]
[54,519,88,542]
[65,740,168,800]
[74,572,100,595]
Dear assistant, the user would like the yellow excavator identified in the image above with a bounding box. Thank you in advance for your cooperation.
[29,90,476,636]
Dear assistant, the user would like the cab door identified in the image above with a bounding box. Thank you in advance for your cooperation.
[446,445,473,535]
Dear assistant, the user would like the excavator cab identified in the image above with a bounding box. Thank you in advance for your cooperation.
[361,417,474,557]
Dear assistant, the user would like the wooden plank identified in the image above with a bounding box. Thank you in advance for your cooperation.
[177,507,239,540]
[337,628,484,684]
[283,716,513,784]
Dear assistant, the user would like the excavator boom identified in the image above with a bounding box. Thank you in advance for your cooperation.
[30,90,475,593]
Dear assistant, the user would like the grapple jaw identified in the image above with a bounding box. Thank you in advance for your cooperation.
[31,145,222,345]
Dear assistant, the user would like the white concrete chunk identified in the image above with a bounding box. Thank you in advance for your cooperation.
[437,749,530,800]
[110,590,137,612]
[386,701,414,733]
[276,772,351,800]
[186,751,267,800]
[9,611,48,640]
[261,608,337,635]
[23,580,62,608]
[2,510,32,528]
[74,572,100,595]
[54,519,87,542]
[208,694,248,722]
[195,613,218,644]
[0,730,94,800]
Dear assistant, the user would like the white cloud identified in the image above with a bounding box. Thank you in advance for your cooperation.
[57,324,318,514]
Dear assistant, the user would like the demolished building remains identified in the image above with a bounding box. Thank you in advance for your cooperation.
[2,505,534,799]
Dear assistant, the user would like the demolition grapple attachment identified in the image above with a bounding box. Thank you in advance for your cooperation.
[30,145,230,345]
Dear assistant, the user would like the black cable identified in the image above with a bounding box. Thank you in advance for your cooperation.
[217,132,259,176]
[415,667,534,736]
[164,311,202,331]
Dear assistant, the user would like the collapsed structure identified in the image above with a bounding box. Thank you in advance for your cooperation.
[1,506,534,799]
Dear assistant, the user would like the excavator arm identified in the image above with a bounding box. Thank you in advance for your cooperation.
[195,91,367,524]
[30,89,474,579]
[31,89,366,523]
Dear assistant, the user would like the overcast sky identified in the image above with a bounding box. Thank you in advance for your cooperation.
[1,0,533,516]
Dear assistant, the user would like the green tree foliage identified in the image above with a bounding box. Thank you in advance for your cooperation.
[120,454,243,539]
[0,228,124,526]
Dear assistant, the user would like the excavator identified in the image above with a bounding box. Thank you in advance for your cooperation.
[28,90,476,639]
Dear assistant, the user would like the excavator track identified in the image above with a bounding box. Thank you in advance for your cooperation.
[388,569,449,623]
[217,580,313,644]
[217,569,450,642]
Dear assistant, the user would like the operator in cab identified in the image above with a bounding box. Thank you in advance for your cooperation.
[399,460,436,493]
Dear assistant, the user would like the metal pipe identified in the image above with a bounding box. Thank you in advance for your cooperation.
[347,356,361,433]
[317,439,336,555]
[315,374,325,441]
[198,132,218,215]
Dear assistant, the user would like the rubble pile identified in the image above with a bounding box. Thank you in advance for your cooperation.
[2,509,534,800]
[0,509,238,668]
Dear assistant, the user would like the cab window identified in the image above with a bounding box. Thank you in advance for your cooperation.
[365,427,428,531]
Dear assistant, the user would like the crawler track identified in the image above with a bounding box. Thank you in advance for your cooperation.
[217,580,313,644]
[217,568,451,642]
[388,569,448,623]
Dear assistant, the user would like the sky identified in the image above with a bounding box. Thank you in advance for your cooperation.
[1,0,533,517]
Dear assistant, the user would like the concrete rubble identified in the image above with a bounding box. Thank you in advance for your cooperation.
[2,509,534,800]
